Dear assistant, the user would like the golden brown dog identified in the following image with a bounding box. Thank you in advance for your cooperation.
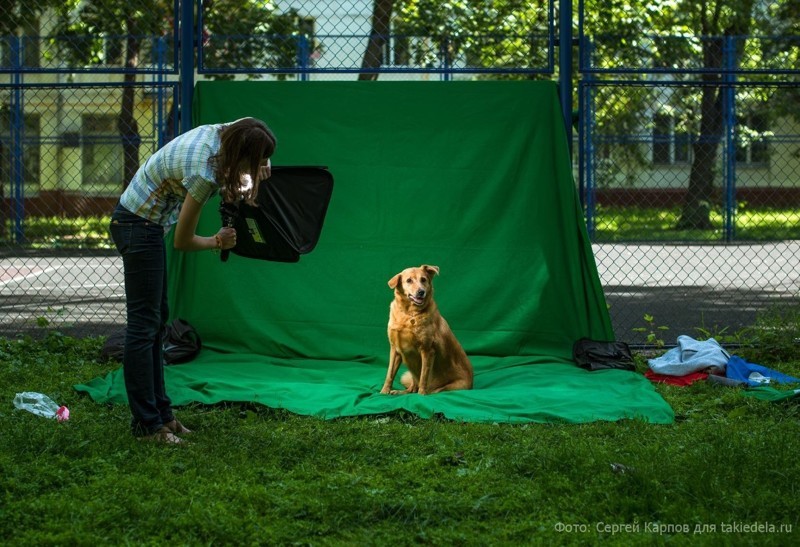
[381,265,473,395]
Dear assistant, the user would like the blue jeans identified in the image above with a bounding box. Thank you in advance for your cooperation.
[110,203,174,436]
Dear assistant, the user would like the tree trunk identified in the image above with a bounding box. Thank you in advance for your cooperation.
[676,0,755,230]
[676,80,723,230]
[119,22,141,191]
[676,37,724,231]
[358,0,394,81]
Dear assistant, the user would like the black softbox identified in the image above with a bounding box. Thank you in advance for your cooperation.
[220,166,334,263]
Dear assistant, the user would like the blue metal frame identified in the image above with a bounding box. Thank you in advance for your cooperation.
[579,78,797,242]
[0,36,179,75]
[180,0,195,134]
[579,37,800,76]
[196,34,556,76]
[195,0,556,77]
[559,0,573,154]
[4,0,798,247]
[9,37,25,244]
[723,36,737,243]
[577,0,800,77]
[1,78,178,243]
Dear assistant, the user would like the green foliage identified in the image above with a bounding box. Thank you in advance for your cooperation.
[394,0,550,70]
[51,0,311,76]
[632,313,670,348]
[0,0,62,34]
[735,305,800,364]
[53,0,174,65]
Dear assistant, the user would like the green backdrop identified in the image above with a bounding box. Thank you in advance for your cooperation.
[76,81,674,424]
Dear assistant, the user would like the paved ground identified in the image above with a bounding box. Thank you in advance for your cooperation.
[595,242,800,346]
[2,242,799,346]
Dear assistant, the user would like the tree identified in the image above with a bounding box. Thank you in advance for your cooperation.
[366,0,797,230]
[0,0,63,226]
[53,0,307,191]
[585,0,797,230]
[358,0,549,78]
[54,1,175,190]
[674,0,756,230]
[359,0,394,80]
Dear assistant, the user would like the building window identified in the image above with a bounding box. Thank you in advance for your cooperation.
[1,19,40,68]
[22,19,40,68]
[102,34,124,65]
[735,114,769,166]
[392,36,410,65]
[0,110,41,186]
[82,115,123,188]
[652,114,691,165]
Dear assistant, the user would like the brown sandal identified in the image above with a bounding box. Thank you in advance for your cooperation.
[164,419,193,435]
[138,426,186,444]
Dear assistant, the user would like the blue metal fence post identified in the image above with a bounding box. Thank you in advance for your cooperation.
[441,37,451,81]
[579,35,596,240]
[297,35,310,81]
[583,76,596,240]
[559,0,573,157]
[155,36,167,147]
[10,35,25,244]
[723,35,737,242]
[179,0,196,134]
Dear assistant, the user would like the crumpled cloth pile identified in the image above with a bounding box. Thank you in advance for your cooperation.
[646,335,800,388]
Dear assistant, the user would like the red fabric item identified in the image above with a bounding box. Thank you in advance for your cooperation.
[645,369,708,386]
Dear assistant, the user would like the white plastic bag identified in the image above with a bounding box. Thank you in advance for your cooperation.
[13,392,68,420]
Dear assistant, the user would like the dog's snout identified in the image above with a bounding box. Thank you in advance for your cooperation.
[415,289,426,298]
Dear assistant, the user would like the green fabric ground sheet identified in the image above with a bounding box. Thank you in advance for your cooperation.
[75,81,674,425]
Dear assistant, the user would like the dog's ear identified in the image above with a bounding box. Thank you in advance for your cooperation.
[388,273,402,289]
[422,265,440,277]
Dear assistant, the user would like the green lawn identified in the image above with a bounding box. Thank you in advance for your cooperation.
[3,206,799,250]
[1,216,113,250]
[590,206,800,242]
[1,329,798,546]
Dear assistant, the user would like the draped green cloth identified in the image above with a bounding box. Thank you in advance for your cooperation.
[76,81,673,424]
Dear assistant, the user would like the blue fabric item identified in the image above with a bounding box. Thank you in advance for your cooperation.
[647,335,731,376]
[726,355,800,387]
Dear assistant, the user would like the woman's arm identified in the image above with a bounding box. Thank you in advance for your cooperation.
[173,192,236,251]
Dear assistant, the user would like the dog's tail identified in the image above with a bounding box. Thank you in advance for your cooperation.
[400,371,413,389]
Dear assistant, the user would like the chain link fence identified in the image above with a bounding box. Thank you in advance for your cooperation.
[1,0,799,345]
[199,1,555,77]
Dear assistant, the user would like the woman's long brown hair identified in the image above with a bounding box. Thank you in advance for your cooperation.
[210,118,277,204]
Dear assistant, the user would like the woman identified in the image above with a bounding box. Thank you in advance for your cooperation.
[110,117,277,444]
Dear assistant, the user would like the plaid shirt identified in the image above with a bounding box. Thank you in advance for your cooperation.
[119,122,225,226]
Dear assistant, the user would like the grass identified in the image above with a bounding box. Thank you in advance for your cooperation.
[2,206,800,250]
[1,216,113,250]
[1,326,799,546]
[591,205,800,242]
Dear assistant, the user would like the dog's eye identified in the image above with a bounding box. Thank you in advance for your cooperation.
[405,278,412,284]
[420,277,427,283]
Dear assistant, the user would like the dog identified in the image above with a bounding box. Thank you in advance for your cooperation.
[380,265,473,395]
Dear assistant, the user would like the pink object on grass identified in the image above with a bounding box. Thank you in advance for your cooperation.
[56,406,70,422]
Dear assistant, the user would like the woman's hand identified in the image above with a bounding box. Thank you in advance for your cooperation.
[259,158,272,181]
[174,193,238,252]
[216,226,237,250]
